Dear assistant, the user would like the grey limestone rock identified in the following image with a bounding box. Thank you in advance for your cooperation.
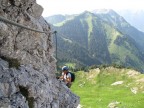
[0,0,79,108]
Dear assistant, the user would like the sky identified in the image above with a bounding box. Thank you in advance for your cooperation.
[37,0,144,17]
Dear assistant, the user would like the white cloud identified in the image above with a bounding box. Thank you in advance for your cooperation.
[37,0,144,17]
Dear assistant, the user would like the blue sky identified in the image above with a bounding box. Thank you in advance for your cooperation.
[37,0,144,17]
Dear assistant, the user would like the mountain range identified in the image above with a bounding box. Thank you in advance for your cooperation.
[45,9,144,72]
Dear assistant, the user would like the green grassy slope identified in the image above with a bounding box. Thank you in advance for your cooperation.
[71,67,144,108]
[103,23,144,71]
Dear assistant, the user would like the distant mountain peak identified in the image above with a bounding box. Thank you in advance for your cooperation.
[80,11,93,16]
[79,11,97,19]
[92,9,115,14]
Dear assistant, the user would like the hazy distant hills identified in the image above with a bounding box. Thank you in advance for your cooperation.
[116,9,144,32]
[45,14,66,24]
[45,9,144,72]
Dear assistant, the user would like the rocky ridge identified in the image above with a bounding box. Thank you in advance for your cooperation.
[0,0,79,108]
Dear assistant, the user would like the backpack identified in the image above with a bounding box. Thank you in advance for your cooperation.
[66,72,75,82]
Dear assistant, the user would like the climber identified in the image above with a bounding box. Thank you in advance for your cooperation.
[59,66,75,88]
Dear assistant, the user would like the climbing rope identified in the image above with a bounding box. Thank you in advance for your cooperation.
[0,16,46,33]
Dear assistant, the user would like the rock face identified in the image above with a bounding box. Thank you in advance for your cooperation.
[0,0,79,108]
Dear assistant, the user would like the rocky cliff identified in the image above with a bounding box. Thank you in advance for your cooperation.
[0,0,79,108]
